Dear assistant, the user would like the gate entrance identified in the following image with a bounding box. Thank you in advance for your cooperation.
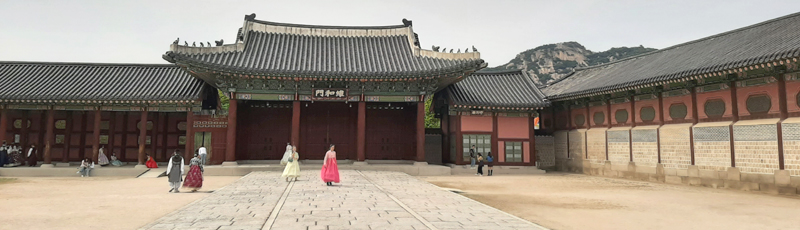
[300,102,356,160]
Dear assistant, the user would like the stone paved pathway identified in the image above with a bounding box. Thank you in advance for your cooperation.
[141,170,546,230]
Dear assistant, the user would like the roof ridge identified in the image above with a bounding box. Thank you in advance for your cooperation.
[250,19,408,30]
[0,61,177,67]
[572,11,800,72]
[474,69,524,75]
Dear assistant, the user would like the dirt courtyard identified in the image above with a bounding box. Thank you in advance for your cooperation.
[423,173,800,230]
[0,176,240,230]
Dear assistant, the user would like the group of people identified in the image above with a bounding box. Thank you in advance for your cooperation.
[469,145,495,176]
[279,143,340,186]
[165,151,205,193]
[0,142,38,167]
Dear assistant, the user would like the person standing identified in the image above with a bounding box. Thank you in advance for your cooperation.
[166,152,184,193]
[282,145,300,182]
[280,143,292,166]
[197,145,208,165]
[97,146,110,166]
[0,142,9,167]
[469,145,476,169]
[320,144,340,186]
[26,144,37,167]
[8,145,23,167]
[183,153,204,192]
[77,157,94,177]
[486,152,494,176]
[476,153,484,176]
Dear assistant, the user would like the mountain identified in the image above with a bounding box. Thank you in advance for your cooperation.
[483,42,656,86]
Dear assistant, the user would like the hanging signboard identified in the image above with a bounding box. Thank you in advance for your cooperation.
[312,89,348,101]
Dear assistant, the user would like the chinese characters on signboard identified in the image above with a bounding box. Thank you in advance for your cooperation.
[312,89,348,100]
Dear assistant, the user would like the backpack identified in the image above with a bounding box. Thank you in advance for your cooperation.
[487,156,493,163]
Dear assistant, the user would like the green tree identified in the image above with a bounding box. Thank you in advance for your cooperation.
[218,90,230,112]
[424,96,440,129]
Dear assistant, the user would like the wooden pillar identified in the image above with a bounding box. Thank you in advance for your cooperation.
[690,82,698,165]
[62,111,72,163]
[21,111,29,147]
[356,101,366,161]
[38,110,46,159]
[185,111,194,162]
[0,106,6,144]
[225,97,238,163]
[43,108,55,165]
[729,79,739,168]
[108,111,116,163]
[491,115,498,162]
[657,89,665,164]
[161,113,169,159]
[78,112,87,160]
[530,112,537,166]
[566,104,572,159]
[120,112,129,161]
[606,99,611,161]
[455,115,463,165]
[630,96,636,162]
[291,100,301,147]
[415,101,425,162]
[150,111,159,160]
[441,112,450,163]
[777,71,788,170]
[138,110,148,165]
[92,109,101,163]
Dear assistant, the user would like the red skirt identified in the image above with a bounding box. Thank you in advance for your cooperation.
[183,165,203,189]
[320,158,340,183]
[146,159,158,168]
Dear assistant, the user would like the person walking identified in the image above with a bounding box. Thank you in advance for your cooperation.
[476,153,484,176]
[280,143,292,166]
[166,152,184,193]
[26,144,37,167]
[469,145,476,169]
[77,157,94,177]
[320,144,340,186]
[486,152,494,176]
[183,153,204,192]
[197,145,208,165]
[282,145,300,182]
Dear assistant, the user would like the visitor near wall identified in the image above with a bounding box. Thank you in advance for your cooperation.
[97,146,109,166]
[77,157,94,177]
[145,154,158,168]
[183,153,204,192]
[476,153,484,176]
[167,152,185,193]
[7,145,23,167]
[469,145,476,169]
[197,145,207,165]
[486,152,494,176]
[280,143,292,166]
[320,144,340,186]
[26,144,37,167]
[110,153,124,166]
[282,145,300,182]
[0,143,9,167]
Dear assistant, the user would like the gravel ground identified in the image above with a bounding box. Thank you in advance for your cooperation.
[422,172,800,230]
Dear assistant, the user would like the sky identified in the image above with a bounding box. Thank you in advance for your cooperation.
[1,0,800,67]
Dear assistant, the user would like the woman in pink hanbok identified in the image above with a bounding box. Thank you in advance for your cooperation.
[320,144,340,186]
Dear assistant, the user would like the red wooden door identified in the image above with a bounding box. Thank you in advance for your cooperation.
[236,101,292,160]
[300,102,356,160]
[365,103,416,160]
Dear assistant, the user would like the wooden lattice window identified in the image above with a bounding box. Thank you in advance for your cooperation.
[574,114,585,126]
[669,103,687,119]
[177,122,187,131]
[615,110,629,124]
[137,121,153,131]
[704,100,726,118]
[13,119,30,129]
[178,136,186,145]
[505,142,523,162]
[100,121,110,130]
[640,107,656,122]
[593,112,605,126]
[745,94,771,114]
[55,120,66,130]
[55,135,65,144]
[463,134,491,162]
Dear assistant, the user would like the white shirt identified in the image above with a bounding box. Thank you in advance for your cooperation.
[27,148,34,157]
[166,157,185,175]
[198,147,207,155]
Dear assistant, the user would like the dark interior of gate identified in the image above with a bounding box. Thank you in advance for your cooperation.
[366,102,416,161]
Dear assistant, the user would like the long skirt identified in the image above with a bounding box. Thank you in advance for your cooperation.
[8,152,23,167]
[183,165,203,189]
[0,151,8,166]
[27,154,37,167]
[320,158,340,183]
[282,161,300,178]
[145,159,158,168]
[97,153,110,165]
[111,159,124,166]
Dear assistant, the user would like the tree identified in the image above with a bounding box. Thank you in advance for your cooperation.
[218,90,229,112]
[424,96,440,129]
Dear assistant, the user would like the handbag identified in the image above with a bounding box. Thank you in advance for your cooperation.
[288,158,294,163]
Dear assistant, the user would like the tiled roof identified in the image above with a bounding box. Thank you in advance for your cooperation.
[163,15,485,79]
[446,69,549,109]
[544,12,800,100]
[0,62,205,103]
